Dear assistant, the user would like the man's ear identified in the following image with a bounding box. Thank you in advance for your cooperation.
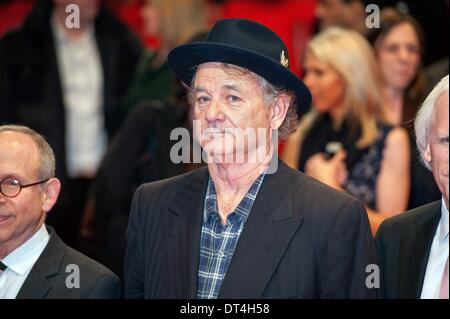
[42,178,61,214]
[424,142,432,164]
[270,94,291,130]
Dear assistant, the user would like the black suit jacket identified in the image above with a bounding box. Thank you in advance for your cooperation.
[375,200,442,299]
[124,161,378,298]
[16,226,121,299]
[90,103,189,276]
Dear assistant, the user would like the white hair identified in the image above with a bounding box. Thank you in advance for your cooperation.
[415,74,449,170]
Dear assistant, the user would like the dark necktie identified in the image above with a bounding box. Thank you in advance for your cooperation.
[0,260,7,272]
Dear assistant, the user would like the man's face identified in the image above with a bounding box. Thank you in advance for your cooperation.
[425,91,449,207]
[192,62,274,163]
[315,0,351,30]
[0,132,50,255]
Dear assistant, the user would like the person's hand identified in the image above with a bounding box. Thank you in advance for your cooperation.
[305,150,348,190]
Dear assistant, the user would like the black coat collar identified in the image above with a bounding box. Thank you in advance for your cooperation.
[397,201,442,298]
[16,226,67,299]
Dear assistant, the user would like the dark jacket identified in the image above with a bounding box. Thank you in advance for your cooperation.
[89,102,188,277]
[17,226,121,299]
[375,200,442,298]
[124,161,378,298]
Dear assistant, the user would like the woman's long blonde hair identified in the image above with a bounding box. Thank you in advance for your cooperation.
[302,27,386,148]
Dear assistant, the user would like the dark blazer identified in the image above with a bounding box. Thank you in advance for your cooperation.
[0,0,142,182]
[375,200,442,299]
[16,226,121,299]
[89,102,188,277]
[124,161,378,298]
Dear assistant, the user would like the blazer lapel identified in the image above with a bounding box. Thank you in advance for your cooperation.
[219,162,304,298]
[397,202,441,298]
[166,167,209,298]
[16,271,52,299]
[16,227,65,299]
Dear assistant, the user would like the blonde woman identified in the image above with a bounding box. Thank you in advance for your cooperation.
[282,28,410,235]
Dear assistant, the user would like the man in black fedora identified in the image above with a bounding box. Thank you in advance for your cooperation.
[124,18,378,299]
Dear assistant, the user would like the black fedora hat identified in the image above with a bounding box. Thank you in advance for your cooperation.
[168,18,311,114]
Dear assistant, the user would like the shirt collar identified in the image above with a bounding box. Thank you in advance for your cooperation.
[1,224,50,276]
[203,178,218,223]
[203,173,266,225]
[439,197,449,245]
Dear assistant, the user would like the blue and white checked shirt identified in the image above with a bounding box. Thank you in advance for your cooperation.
[197,173,265,299]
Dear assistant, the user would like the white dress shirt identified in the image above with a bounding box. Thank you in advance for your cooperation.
[0,224,50,299]
[421,198,449,299]
[52,14,106,178]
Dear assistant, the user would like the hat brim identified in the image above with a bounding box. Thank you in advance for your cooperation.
[168,42,311,115]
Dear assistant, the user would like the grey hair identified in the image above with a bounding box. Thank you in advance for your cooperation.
[257,76,298,139]
[0,125,56,179]
[188,63,298,139]
[414,74,449,170]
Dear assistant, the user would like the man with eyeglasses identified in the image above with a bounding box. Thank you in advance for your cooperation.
[0,125,121,299]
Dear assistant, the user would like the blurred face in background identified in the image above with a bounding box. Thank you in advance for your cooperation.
[141,0,160,36]
[376,22,421,92]
[303,52,346,114]
[315,0,363,31]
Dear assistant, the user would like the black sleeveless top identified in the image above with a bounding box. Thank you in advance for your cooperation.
[299,114,393,209]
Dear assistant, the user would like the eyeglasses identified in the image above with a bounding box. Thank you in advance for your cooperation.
[0,177,50,198]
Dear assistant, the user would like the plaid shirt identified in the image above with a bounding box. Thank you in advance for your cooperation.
[196,173,265,299]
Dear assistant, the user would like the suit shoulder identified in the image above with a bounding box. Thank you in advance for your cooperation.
[96,8,142,51]
[136,166,207,199]
[37,230,122,298]
[279,162,366,223]
[285,163,362,210]
[63,246,119,281]
[379,200,442,234]
[0,25,29,52]
[63,246,122,298]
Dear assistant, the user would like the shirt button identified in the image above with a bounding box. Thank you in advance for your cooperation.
[218,251,225,258]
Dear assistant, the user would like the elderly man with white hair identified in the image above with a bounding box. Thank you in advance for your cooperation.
[124,18,377,299]
[376,75,449,299]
